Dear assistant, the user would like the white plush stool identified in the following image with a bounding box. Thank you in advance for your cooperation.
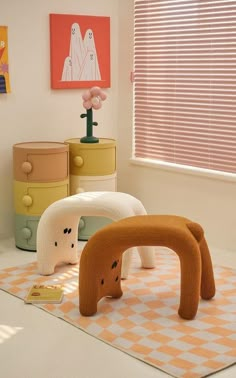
[36,191,155,277]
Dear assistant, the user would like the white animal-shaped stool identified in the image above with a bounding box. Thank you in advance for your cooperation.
[36,191,155,278]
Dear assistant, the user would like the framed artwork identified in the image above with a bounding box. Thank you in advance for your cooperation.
[0,26,11,93]
[50,14,110,89]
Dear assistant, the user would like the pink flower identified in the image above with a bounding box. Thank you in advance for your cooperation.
[82,86,107,110]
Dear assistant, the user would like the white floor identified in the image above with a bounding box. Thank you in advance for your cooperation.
[0,238,235,378]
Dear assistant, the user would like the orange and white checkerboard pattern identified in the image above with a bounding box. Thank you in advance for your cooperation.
[0,248,235,378]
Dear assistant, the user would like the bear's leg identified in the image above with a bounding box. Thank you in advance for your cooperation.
[199,237,216,300]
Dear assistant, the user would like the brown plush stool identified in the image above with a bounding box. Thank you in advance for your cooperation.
[79,215,215,320]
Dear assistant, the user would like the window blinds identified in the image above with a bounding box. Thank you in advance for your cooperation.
[133,0,236,174]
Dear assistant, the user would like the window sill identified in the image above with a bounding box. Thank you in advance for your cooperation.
[130,158,236,183]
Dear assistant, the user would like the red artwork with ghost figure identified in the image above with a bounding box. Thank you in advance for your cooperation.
[50,14,110,89]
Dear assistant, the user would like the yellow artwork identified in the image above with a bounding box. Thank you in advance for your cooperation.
[0,26,11,93]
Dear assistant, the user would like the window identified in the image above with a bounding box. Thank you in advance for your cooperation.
[133,0,236,176]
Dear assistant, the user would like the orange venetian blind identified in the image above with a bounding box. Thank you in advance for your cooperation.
[133,0,236,175]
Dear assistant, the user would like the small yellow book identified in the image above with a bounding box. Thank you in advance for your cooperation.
[25,284,64,304]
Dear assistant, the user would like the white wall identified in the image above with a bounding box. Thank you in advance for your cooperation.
[117,0,236,252]
[1,0,235,253]
[0,0,119,238]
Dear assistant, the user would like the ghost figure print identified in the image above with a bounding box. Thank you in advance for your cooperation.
[69,23,85,80]
[80,28,101,81]
[61,56,72,81]
[50,14,110,89]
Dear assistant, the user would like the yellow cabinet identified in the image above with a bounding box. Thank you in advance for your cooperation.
[65,138,116,176]
[65,138,117,241]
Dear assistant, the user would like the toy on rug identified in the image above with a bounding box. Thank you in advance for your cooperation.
[36,191,155,277]
[80,86,106,143]
[79,215,216,320]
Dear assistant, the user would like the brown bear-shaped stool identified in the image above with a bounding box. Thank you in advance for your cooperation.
[79,215,215,320]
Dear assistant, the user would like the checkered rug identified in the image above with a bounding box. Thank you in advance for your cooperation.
[0,248,235,378]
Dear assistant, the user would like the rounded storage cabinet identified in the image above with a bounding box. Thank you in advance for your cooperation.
[65,138,117,240]
[13,141,69,251]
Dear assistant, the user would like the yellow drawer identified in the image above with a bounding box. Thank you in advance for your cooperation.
[14,179,69,216]
[13,141,69,182]
[65,138,116,176]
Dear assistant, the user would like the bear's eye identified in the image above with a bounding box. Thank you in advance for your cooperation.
[64,228,68,234]
[101,279,104,285]
[68,228,72,234]
[71,243,74,248]
[115,276,119,282]
[55,241,57,246]
[112,260,119,269]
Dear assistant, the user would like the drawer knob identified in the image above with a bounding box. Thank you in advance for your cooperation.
[21,227,32,240]
[73,156,84,167]
[22,195,33,207]
[22,161,32,173]
[79,217,85,230]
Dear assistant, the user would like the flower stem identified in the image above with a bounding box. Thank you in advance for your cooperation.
[80,108,99,143]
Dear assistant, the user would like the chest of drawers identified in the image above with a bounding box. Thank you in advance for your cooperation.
[13,141,69,251]
[64,138,116,240]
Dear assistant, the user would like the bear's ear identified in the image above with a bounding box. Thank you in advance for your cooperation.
[186,222,204,242]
